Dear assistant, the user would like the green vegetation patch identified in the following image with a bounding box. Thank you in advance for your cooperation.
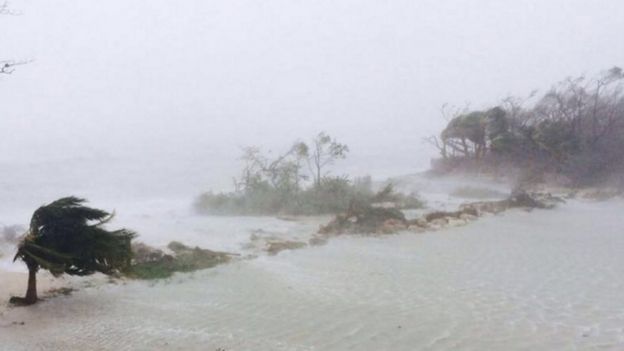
[194,133,424,216]
[128,241,232,280]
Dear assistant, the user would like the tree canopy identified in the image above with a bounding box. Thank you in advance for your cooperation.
[431,67,624,186]
[12,197,135,305]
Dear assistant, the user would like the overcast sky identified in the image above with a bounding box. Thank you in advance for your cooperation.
[1,0,623,189]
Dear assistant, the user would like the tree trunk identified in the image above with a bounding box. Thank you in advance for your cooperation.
[24,264,38,304]
[316,168,321,188]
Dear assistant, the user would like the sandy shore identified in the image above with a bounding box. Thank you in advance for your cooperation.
[0,270,73,315]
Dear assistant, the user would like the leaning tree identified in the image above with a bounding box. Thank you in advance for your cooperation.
[11,197,135,305]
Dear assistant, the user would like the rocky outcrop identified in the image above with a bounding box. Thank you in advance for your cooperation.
[319,191,563,236]
[573,188,623,201]
[460,190,564,215]
[244,230,309,255]
[423,207,478,222]
[265,241,307,255]
[318,206,407,235]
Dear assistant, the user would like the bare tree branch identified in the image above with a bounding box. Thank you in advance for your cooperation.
[0,60,30,74]
[0,1,20,16]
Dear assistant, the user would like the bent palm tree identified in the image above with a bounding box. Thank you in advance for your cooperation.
[11,197,135,305]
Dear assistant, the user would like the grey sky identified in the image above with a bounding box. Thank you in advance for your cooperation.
[1,0,623,188]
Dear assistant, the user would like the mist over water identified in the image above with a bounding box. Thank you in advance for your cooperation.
[2,0,623,196]
[3,199,624,350]
[2,1,624,350]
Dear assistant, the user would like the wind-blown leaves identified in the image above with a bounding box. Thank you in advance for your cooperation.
[14,197,135,277]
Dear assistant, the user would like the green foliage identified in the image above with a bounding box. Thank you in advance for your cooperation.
[196,133,423,216]
[532,120,581,159]
[489,132,519,153]
[442,111,487,145]
[195,176,423,216]
[14,197,135,277]
[319,194,408,235]
[433,67,624,186]
[128,241,230,280]
[298,132,350,187]
[485,107,509,140]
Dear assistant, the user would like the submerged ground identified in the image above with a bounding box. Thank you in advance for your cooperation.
[1,174,623,350]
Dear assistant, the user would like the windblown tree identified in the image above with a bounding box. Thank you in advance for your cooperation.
[437,107,512,160]
[296,132,349,188]
[429,67,624,186]
[11,197,135,305]
[195,132,425,216]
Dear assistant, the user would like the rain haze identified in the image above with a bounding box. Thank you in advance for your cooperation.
[2,1,624,350]
[2,1,623,194]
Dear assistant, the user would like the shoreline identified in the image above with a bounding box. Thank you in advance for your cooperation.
[2,175,622,311]
[1,197,623,349]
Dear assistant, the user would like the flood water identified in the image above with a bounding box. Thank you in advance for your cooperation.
[2,176,624,350]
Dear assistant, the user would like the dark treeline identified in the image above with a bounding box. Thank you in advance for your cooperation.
[428,67,624,187]
[195,132,422,216]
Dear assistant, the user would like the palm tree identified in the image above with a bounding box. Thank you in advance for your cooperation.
[11,197,135,305]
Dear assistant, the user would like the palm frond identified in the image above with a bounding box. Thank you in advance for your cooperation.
[15,196,135,277]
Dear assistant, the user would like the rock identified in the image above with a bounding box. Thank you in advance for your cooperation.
[459,213,477,221]
[460,190,563,214]
[507,190,548,208]
[379,218,408,234]
[308,235,328,246]
[447,218,467,227]
[424,207,478,223]
[319,206,408,235]
[318,214,349,235]
[265,241,307,255]
[424,211,456,222]
[316,190,561,239]
[461,207,479,217]
[578,188,622,201]
[429,218,448,228]
[460,201,507,214]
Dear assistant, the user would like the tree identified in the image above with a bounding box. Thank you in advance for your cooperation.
[11,197,135,305]
[234,144,306,194]
[429,67,624,185]
[297,132,349,188]
[441,111,487,159]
